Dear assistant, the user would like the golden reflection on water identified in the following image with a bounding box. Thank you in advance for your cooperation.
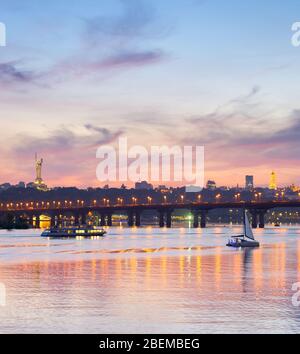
[1,229,300,333]
[0,243,291,297]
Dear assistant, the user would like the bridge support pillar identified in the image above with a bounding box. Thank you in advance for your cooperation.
[81,214,86,225]
[35,215,40,229]
[159,211,165,228]
[28,215,34,228]
[100,214,106,227]
[259,210,266,229]
[166,211,172,228]
[107,213,112,227]
[128,211,134,227]
[50,215,56,227]
[74,213,80,225]
[200,210,207,228]
[193,211,199,228]
[135,212,141,227]
[250,211,258,229]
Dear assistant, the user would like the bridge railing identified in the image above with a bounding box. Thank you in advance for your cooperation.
[0,199,300,212]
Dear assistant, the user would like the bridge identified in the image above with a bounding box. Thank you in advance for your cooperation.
[1,200,300,229]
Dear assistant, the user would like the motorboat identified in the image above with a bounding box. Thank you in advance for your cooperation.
[41,226,107,238]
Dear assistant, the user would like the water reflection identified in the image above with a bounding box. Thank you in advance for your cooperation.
[0,227,300,333]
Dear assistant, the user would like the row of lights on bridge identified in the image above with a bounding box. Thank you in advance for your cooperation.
[1,192,299,210]
[1,195,189,210]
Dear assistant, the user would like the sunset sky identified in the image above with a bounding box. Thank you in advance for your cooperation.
[1,0,300,188]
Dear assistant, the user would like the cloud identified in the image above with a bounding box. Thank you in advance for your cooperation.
[14,124,124,157]
[83,0,162,45]
[2,1,169,90]
[3,124,124,186]
[56,49,165,80]
[0,61,37,85]
[177,87,300,172]
[50,0,167,81]
[99,50,164,68]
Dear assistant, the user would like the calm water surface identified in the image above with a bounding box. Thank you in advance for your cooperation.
[0,225,300,334]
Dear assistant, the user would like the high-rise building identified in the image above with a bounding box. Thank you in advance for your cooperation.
[269,171,277,190]
[245,175,254,190]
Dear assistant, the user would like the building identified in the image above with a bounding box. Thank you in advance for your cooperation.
[0,183,11,191]
[15,181,25,188]
[135,181,153,190]
[269,171,277,190]
[206,180,217,190]
[245,175,254,190]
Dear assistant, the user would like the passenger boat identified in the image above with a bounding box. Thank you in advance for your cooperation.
[226,211,260,248]
[41,226,107,238]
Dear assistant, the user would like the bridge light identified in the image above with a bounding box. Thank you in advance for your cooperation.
[132,197,137,205]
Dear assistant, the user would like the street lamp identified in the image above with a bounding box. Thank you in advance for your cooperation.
[132,197,137,205]
[258,192,262,201]
[117,197,123,205]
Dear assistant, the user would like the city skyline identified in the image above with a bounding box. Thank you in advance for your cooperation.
[1,0,300,187]
[0,158,293,190]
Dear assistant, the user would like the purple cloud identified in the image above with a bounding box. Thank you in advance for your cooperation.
[0,61,36,84]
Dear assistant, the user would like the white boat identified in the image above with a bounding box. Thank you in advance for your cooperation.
[227,211,260,248]
[41,226,107,238]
